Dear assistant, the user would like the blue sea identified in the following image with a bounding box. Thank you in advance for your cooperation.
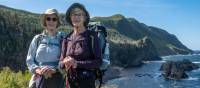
[103,54,200,88]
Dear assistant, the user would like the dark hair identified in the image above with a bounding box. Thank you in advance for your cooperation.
[66,3,90,27]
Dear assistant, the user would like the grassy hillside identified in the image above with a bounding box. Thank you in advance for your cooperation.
[0,5,42,71]
[91,14,192,56]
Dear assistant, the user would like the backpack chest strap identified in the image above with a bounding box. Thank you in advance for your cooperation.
[40,42,60,47]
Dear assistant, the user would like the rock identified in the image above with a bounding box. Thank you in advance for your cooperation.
[103,66,122,82]
[160,61,172,77]
[137,37,162,61]
[169,61,188,79]
[181,59,199,71]
[160,59,199,79]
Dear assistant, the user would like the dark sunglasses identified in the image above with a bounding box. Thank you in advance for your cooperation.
[46,17,57,21]
[71,13,85,17]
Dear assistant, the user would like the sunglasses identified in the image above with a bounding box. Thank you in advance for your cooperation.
[46,17,57,21]
[71,13,85,17]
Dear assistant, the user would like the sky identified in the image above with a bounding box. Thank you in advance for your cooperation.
[0,0,200,50]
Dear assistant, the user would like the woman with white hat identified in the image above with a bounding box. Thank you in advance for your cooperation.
[26,8,65,88]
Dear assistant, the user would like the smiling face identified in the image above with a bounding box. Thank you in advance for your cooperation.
[45,14,58,32]
[70,8,86,28]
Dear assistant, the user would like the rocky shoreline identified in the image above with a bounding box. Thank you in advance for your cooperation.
[104,59,200,83]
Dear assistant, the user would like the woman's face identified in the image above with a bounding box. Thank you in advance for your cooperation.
[70,8,86,27]
[45,14,58,32]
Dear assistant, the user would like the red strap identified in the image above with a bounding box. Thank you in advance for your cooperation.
[66,77,69,88]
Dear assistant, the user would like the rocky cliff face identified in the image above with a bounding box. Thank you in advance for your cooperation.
[109,35,161,68]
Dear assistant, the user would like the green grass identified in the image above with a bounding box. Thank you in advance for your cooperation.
[0,67,31,88]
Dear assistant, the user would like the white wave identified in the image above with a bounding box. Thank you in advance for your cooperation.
[190,68,200,72]
[143,61,165,63]
[192,62,200,64]
[186,77,199,81]
[154,73,162,78]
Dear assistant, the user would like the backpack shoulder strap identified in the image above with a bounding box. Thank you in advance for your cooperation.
[87,30,95,55]
[35,34,44,48]
[34,34,44,65]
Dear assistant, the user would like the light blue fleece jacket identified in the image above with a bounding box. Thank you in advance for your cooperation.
[26,31,65,73]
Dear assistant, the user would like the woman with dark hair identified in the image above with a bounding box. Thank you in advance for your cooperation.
[59,3,102,88]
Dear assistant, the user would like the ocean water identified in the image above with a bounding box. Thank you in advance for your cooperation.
[103,54,200,88]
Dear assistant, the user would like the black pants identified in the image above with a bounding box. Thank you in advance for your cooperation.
[68,69,96,88]
[40,72,64,88]
[68,77,95,88]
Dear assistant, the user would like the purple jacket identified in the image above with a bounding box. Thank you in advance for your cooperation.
[60,30,102,69]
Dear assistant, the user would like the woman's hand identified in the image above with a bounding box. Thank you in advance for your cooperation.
[35,66,56,79]
[35,66,48,75]
[63,56,77,70]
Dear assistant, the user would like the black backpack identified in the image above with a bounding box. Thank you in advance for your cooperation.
[87,22,110,88]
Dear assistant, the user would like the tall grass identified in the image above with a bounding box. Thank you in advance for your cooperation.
[0,67,31,88]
